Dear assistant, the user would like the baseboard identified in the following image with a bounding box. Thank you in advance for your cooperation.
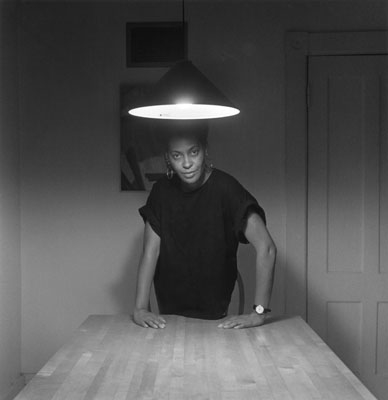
[21,374,35,385]
[0,375,25,400]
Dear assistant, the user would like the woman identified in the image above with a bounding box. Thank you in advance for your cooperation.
[133,121,276,329]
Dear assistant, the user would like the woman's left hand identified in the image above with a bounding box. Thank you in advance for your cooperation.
[217,312,267,329]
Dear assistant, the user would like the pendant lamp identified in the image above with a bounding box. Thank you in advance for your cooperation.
[129,60,240,120]
[128,1,240,120]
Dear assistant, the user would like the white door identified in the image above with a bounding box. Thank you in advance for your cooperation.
[308,55,388,400]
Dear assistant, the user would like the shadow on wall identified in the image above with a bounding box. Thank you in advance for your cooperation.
[110,229,143,315]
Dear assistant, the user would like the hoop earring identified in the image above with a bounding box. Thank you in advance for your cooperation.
[164,154,174,180]
[166,166,174,180]
[205,151,214,172]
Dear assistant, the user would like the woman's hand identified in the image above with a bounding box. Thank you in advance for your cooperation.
[217,313,267,329]
[133,308,166,329]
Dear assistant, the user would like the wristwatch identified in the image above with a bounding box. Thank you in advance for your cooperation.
[253,304,271,315]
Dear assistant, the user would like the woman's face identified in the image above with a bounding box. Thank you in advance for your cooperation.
[166,134,207,189]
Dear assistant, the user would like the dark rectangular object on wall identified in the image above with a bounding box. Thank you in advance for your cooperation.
[126,22,187,67]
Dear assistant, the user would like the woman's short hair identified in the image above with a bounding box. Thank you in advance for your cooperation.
[155,120,209,152]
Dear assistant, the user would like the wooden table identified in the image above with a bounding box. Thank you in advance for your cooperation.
[15,315,377,400]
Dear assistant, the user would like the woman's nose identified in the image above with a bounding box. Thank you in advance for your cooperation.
[182,155,192,169]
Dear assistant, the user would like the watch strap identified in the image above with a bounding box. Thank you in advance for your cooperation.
[253,304,271,314]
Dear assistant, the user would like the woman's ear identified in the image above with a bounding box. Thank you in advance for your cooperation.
[164,152,170,165]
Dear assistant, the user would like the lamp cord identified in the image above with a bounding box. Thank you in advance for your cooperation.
[182,0,185,28]
[182,0,186,59]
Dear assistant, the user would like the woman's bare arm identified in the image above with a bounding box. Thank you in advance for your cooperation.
[133,221,166,328]
[247,212,276,310]
[218,212,276,329]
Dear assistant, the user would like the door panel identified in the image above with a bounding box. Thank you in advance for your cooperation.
[327,301,363,373]
[381,76,388,275]
[327,76,364,273]
[308,55,388,400]
[377,302,388,375]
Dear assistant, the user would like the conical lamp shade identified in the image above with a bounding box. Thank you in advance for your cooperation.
[129,60,240,120]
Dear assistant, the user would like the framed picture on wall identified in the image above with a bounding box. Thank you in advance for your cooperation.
[120,85,166,191]
[126,22,187,67]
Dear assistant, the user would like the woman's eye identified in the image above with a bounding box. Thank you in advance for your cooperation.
[191,149,199,155]
[172,154,181,160]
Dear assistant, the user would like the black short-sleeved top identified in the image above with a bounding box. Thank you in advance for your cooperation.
[139,168,266,320]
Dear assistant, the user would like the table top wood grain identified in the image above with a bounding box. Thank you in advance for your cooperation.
[15,315,377,400]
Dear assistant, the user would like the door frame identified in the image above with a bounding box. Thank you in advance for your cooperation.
[285,31,388,320]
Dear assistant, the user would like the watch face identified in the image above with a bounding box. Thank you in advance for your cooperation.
[255,305,265,314]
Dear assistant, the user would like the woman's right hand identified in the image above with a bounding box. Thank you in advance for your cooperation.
[133,308,166,329]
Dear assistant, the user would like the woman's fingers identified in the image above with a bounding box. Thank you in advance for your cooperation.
[218,317,241,329]
[133,309,166,329]
[145,315,166,329]
[218,313,267,329]
[146,320,159,329]
[156,316,166,327]
[218,315,253,329]
[155,320,166,328]
[218,316,236,327]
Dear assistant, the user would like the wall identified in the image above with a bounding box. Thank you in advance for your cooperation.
[0,0,22,398]
[19,0,387,373]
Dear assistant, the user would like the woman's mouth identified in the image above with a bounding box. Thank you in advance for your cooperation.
[182,171,197,179]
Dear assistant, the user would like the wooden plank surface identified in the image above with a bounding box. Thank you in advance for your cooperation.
[15,315,377,400]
